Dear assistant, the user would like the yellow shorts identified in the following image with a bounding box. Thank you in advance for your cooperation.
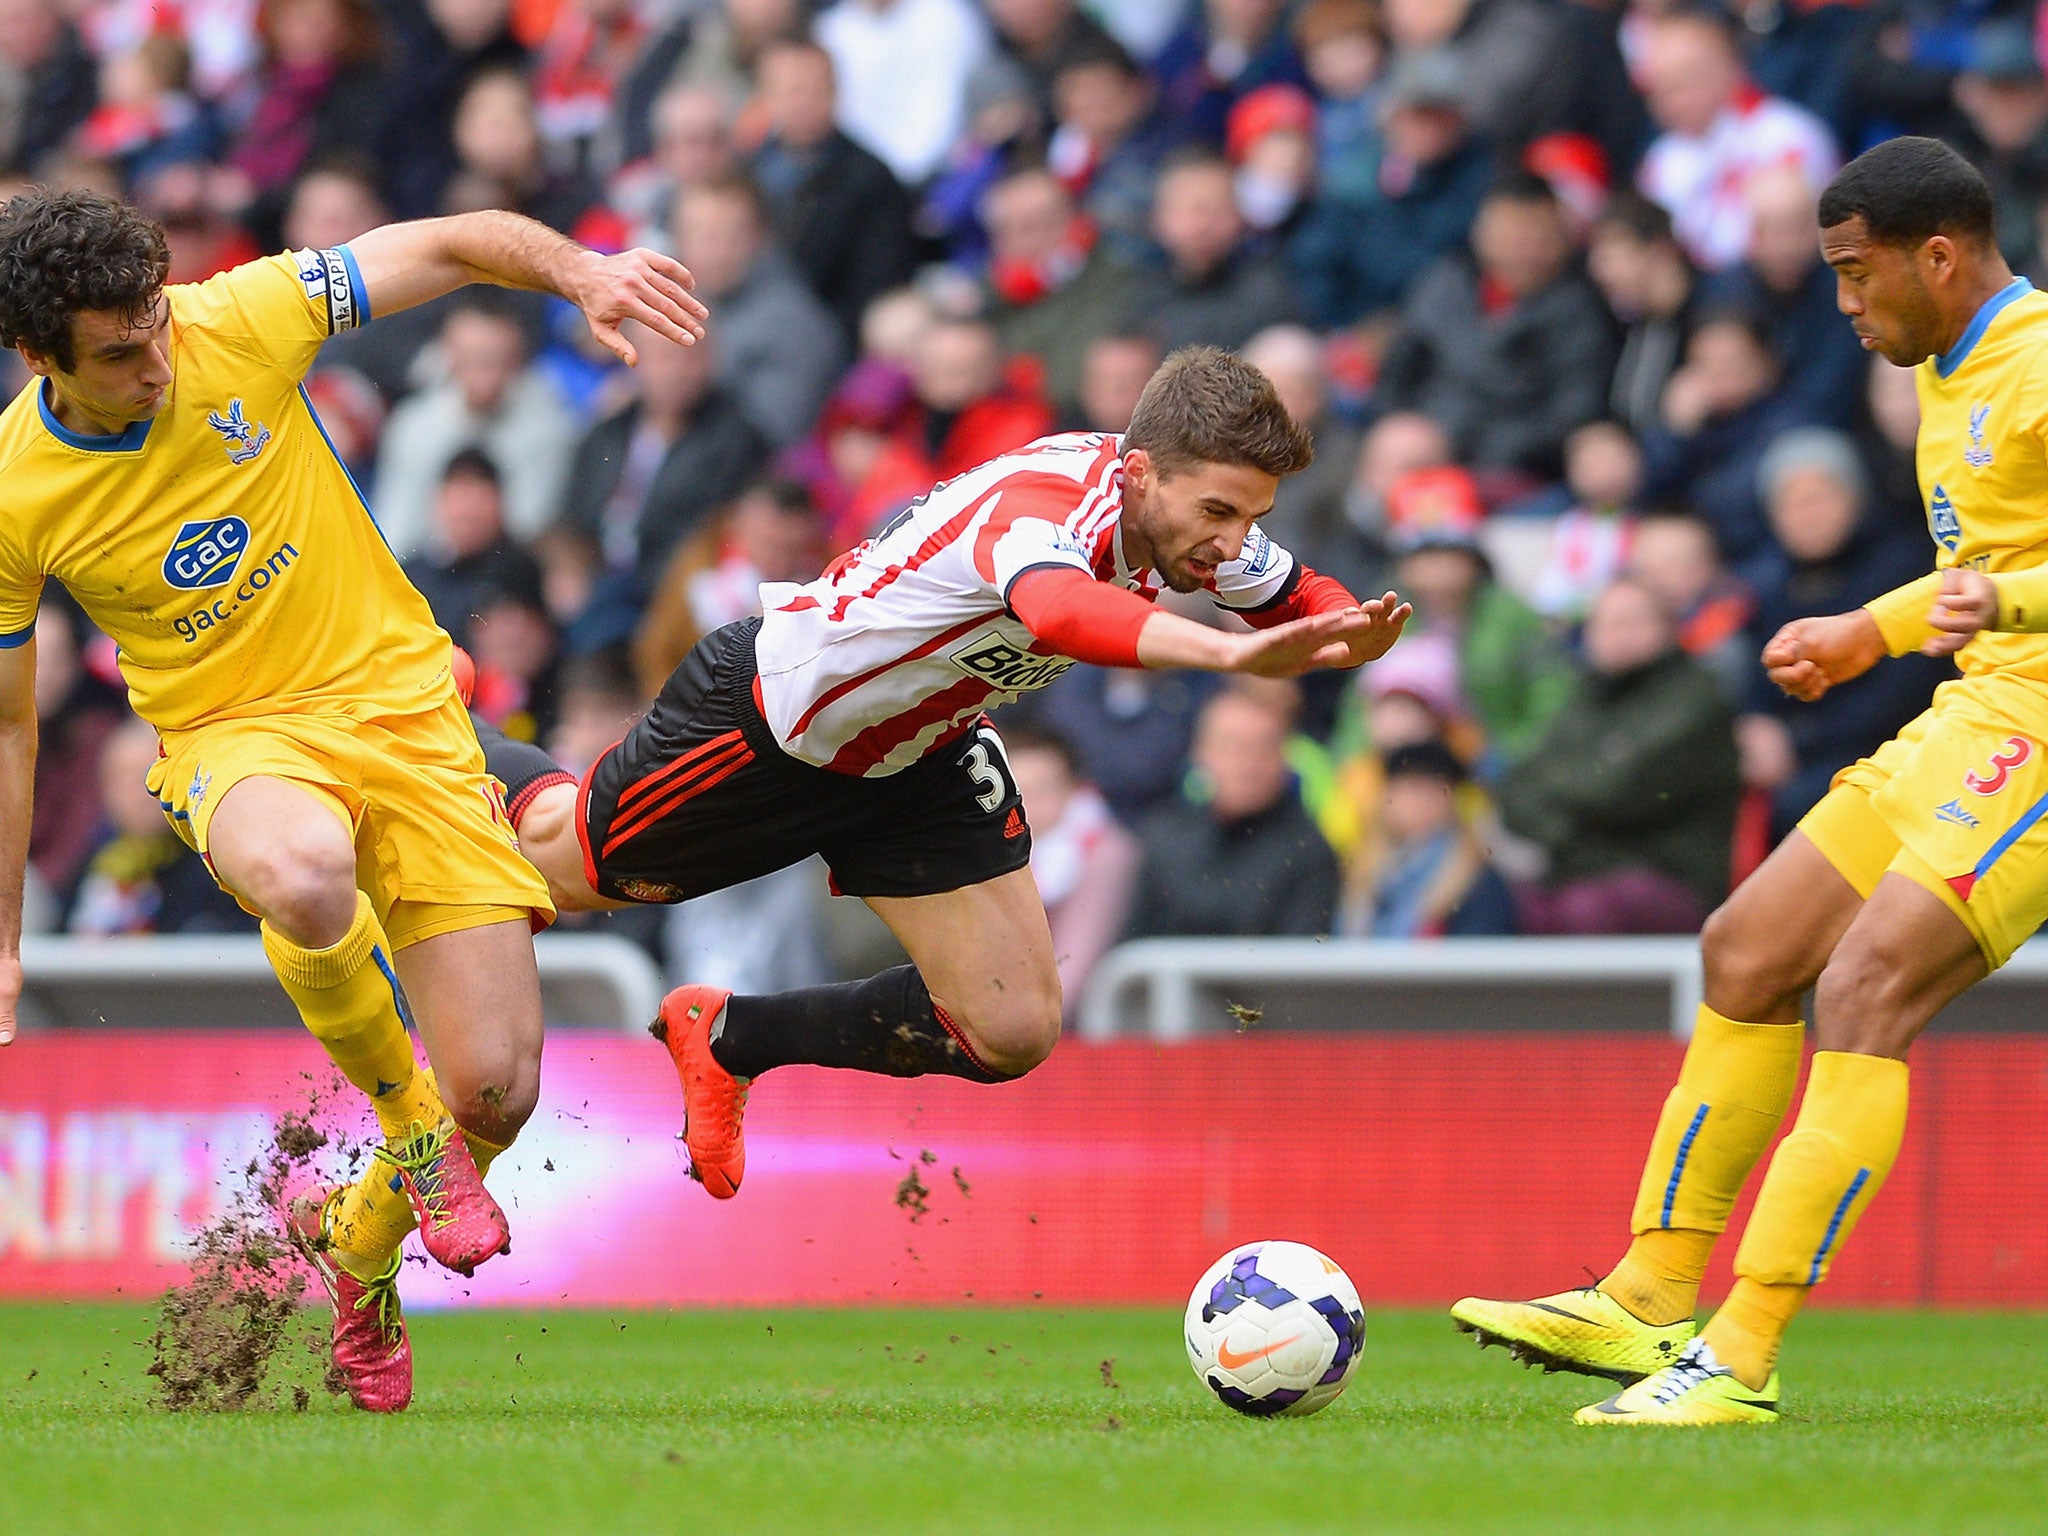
[146,695,554,951]
[1800,671,2048,969]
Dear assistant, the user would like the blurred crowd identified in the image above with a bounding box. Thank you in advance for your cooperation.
[12,0,2026,1011]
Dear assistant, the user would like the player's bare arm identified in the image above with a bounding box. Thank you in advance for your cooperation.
[344,209,709,365]
[0,638,32,1046]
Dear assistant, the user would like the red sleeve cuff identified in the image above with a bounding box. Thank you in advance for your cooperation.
[1007,566,1153,668]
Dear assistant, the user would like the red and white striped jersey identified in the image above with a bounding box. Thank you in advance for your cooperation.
[754,432,1300,776]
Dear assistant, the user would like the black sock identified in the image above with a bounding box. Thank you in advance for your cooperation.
[708,965,1013,1083]
[473,716,576,827]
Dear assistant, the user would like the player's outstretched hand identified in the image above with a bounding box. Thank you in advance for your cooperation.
[575,248,710,364]
[1761,610,1885,702]
[1921,567,1999,657]
[1230,598,1411,678]
[0,951,19,1045]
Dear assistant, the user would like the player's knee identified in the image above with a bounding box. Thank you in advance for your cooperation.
[1701,898,1809,1019]
[246,826,359,946]
[956,983,1062,1077]
[439,1049,540,1141]
[1812,947,1914,1056]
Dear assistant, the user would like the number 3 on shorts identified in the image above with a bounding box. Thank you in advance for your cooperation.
[964,726,1013,813]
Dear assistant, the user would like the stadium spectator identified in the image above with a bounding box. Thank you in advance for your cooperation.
[1016,663,1219,824]
[465,558,560,744]
[445,66,601,234]
[1639,307,1816,586]
[1839,0,2001,148]
[134,158,262,283]
[1241,324,1357,567]
[28,600,126,916]
[1152,0,1310,150]
[1858,353,1924,528]
[373,291,579,558]
[1383,0,1574,155]
[1501,574,1740,934]
[1383,466,1572,764]
[1379,170,1615,481]
[1225,83,1318,237]
[526,0,653,178]
[671,172,845,449]
[1125,683,1341,939]
[1948,18,2048,274]
[1344,737,1515,937]
[1634,4,1838,271]
[1048,34,1185,266]
[986,0,1123,118]
[372,0,528,220]
[73,32,215,196]
[918,53,1043,269]
[1286,44,1490,327]
[68,716,254,936]
[558,319,764,584]
[838,315,1055,537]
[779,353,919,548]
[610,82,737,247]
[0,0,96,175]
[982,166,1135,418]
[1293,0,1385,210]
[747,38,919,339]
[1072,329,1161,433]
[664,0,798,105]
[1127,150,1300,351]
[1699,164,1866,428]
[1624,509,1753,707]
[222,0,383,247]
[816,0,990,188]
[1739,428,1946,839]
[1522,419,1644,626]
[632,478,827,700]
[1007,723,1140,1026]
[1587,189,1701,438]
[404,448,544,648]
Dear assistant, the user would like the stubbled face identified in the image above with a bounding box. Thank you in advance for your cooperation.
[1124,452,1279,593]
[25,296,174,429]
[1822,216,1951,367]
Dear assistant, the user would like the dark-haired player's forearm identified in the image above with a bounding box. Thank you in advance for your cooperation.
[344,210,708,363]
[0,643,37,1045]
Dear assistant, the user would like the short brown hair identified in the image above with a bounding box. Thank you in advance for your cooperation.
[1124,345,1315,479]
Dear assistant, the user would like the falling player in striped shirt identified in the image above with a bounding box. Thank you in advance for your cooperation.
[479,346,1410,1195]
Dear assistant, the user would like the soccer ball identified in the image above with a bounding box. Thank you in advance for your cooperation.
[1184,1240,1365,1417]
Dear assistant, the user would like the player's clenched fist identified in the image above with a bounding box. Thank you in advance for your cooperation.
[1762,610,1886,702]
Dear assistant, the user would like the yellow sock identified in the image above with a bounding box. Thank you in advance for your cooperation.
[1701,1279,1807,1389]
[1733,1049,1908,1290]
[465,1123,511,1177]
[1603,1006,1805,1324]
[263,892,440,1140]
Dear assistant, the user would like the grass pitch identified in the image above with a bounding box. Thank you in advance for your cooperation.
[3,1303,2046,1535]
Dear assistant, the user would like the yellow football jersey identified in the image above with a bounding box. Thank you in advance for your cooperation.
[0,248,453,733]
[1869,278,2048,677]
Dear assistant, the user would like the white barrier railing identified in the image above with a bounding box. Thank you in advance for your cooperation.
[1078,935,2048,1041]
[12,932,666,1034]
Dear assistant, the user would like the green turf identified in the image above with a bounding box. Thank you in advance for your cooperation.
[3,1303,2046,1535]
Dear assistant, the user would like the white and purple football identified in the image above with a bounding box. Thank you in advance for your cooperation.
[1184,1240,1365,1417]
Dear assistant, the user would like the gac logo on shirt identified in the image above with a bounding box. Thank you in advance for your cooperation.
[1930,483,1961,552]
[950,634,1076,693]
[162,516,250,590]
